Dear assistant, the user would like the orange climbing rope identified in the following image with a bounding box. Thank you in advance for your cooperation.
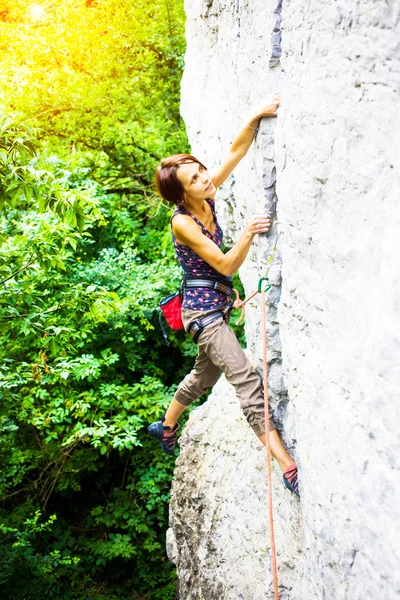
[232,280,279,599]
[261,283,279,600]
[231,228,282,599]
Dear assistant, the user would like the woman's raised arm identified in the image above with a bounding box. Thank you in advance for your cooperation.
[211,93,280,191]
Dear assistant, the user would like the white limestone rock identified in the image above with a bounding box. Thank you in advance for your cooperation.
[169,376,302,600]
[170,0,400,598]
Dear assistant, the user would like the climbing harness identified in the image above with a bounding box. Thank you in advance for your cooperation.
[188,305,232,343]
[183,275,233,297]
[159,275,233,345]
[184,275,234,342]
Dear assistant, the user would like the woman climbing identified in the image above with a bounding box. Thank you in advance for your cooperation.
[148,94,299,497]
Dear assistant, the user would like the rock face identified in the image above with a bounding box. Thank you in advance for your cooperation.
[168,1,400,599]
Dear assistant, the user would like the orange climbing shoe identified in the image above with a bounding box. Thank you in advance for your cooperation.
[283,462,300,497]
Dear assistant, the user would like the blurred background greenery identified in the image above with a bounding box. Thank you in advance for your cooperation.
[0,2,244,598]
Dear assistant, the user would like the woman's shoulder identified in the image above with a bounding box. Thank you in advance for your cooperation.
[172,203,187,216]
[171,211,196,234]
[171,204,188,224]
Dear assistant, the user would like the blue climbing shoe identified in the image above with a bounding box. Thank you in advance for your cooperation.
[148,415,179,456]
[283,463,300,497]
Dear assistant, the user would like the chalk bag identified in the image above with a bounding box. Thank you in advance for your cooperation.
[159,292,184,345]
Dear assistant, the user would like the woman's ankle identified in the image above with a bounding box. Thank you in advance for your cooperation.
[283,460,297,473]
[162,416,177,430]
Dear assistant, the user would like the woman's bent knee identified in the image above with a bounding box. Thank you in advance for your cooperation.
[242,406,276,436]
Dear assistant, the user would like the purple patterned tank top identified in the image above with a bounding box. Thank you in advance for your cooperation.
[171,198,232,311]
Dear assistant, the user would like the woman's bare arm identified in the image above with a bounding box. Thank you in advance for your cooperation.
[172,214,270,277]
[211,93,280,191]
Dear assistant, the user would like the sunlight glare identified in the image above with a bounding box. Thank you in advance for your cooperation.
[29,4,45,21]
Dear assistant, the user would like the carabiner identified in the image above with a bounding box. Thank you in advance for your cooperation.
[258,277,271,294]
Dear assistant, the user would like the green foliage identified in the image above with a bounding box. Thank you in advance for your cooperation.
[0,512,83,599]
[0,0,187,191]
[0,119,39,209]
[0,1,191,598]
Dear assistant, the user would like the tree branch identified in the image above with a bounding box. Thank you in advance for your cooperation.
[0,256,36,286]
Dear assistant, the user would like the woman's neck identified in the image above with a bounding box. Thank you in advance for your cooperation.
[183,197,207,216]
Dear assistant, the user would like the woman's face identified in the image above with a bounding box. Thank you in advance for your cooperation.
[177,162,215,202]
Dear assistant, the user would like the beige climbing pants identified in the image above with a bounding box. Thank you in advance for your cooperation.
[174,307,276,436]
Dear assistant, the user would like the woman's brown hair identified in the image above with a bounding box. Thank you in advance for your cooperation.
[155,154,207,206]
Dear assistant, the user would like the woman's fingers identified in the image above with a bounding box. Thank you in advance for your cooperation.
[249,216,271,234]
[251,93,280,121]
[254,216,271,225]
[256,93,280,117]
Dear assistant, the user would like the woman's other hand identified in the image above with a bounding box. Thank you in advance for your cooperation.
[252,93,280,119]
[245,216,271,237]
